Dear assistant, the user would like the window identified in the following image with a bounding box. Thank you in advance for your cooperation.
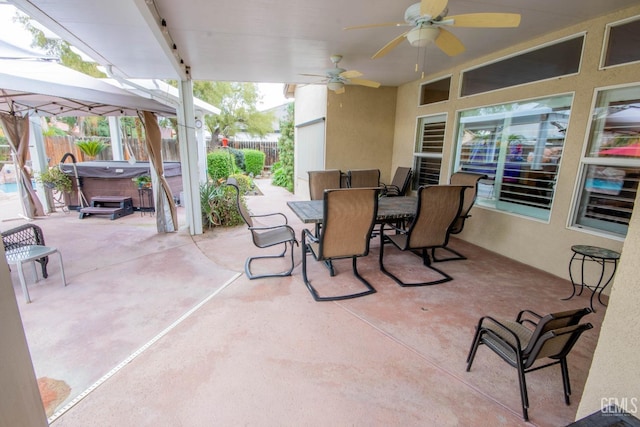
[453,95,573,221]
[414,114,446,188]
[603,17,640,67]
[572,85,640,237]
[419,77,451,105]
[461,36,583,97]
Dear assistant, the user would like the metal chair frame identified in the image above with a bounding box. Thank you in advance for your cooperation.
[227,178,298,280]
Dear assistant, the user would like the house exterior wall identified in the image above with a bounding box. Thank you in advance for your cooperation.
[0,245,48,427]
[325,85,397,184]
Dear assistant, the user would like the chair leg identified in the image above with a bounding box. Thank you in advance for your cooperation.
[466,328,483,369]
[560,358,571,405]
[245,241,296,280]
[431,246,467,262]
[302,245,376,301]
[517,363,530,421]
[379,236,453,287]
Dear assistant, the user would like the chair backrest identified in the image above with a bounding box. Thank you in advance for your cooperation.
[348,169,380,188]
[226,177,253,227]
[308,169,342,200]
[316,188,379,260]
[405,185,466,249]
[524,322,593,369]
[524,307,592,354]
[390,167,413,195]
[449,171,488,233]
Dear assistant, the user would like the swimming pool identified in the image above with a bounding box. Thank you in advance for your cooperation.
[0,182,18,193]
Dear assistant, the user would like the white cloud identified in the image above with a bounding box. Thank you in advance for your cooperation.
[257,83,291,111]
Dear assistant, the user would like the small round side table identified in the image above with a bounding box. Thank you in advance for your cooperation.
[565,245,620,312]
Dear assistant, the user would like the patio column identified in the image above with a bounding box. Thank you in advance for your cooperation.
[108,117,124,161]
[176,80,203,235]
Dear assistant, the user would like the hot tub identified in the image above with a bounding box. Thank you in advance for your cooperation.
[60,161,183,210]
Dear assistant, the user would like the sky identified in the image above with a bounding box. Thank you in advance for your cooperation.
[0,4,290,111]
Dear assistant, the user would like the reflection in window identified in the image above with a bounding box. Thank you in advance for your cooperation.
[573,85,640,236]
[453,95,573,221]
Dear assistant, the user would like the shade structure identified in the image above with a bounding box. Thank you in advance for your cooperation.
[0,59,176,117]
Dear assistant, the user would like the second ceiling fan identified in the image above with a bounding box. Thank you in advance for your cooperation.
[300,55,381,94]
[345,0,521,59]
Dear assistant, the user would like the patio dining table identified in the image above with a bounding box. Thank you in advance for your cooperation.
[287,196,417,224]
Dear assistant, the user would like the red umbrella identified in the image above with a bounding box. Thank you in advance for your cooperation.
[599,142,640,157]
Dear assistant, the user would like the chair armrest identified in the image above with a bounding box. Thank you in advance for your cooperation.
[516,309,543,327]
[302,228,319,243]
[380,222,408,235]
[250,212,289,225]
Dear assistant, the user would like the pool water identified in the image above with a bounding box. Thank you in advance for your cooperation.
[0,182,18,193]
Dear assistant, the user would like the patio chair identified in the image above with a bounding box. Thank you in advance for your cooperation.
[226,178,298,280]
[378,185,466,286]
[432,171,488,262]
[301,187,379,301]
[2,223,49,278]
[308,169,342,200]
[466,307,593,421]
[347,169,380,188]
[381,166,412,197]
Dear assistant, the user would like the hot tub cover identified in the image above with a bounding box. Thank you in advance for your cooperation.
[60,161,181,179]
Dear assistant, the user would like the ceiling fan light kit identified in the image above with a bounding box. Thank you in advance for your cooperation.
[407,27,439,47]
[327,81,345,92]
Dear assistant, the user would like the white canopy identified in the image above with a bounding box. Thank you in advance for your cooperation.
[0,59,176,117]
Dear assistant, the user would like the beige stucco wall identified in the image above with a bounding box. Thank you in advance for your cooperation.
[0,245,48,427]
[392,5,640,282]
[325,86,397,184]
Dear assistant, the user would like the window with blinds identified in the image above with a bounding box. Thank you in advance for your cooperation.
[453,94,573,221]
[572,85,640,237]
[414,115,446,188]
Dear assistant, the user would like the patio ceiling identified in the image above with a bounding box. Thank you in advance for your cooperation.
[7,0,640,88]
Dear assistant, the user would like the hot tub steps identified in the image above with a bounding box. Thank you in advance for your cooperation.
[79,196,134,220]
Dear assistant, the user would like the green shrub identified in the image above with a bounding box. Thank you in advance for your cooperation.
[76,140,109,158]
[200,180,244,228]
[228,147,245,172]
[272,103,294,192]
[243,149,265,176]
[206,149,237,181]
[36,167,73,192]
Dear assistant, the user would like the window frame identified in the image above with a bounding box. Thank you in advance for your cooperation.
[569,83,640,239]
[413,113,447,189]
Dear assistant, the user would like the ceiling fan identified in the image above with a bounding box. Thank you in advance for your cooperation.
[300,55,381,94]
[345,0,521,59]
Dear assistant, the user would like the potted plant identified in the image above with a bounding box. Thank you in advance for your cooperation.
[132,175,152,189]
[36,167,73,193]
[76,139,110,160]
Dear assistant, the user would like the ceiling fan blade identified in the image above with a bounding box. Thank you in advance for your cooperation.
[340,69,363,79]
[372,30,410,59]
[299,73,327,78]
[446,13,521,28]
[435,28,465,56]
[334,86,346,95]
[421,0,448,18]
[344,22,409,30]
[349,78,381,88]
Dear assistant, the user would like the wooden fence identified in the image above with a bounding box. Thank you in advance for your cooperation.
[41,136,278,169]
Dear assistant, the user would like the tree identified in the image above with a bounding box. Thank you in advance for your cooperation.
[179,81,275,144]
[271,103,294,192]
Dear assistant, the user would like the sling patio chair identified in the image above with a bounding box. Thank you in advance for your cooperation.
[466,307,593,421]
[227,178,298,280]
[432,171,488,262]
[347,168,381,188]
[381,166,412,197]
[308,169,342,200]
[301,187,379,301]
[378,184,466,286]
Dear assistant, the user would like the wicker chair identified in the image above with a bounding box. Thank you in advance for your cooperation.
[432,171,487,261]
[466,307,593,421]
[301,187,379,301]
[227,178,298,280]
[378,185,466,286]
[2,223,49,278]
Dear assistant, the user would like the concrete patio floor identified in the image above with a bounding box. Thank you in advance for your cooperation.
[1,179,606,426]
